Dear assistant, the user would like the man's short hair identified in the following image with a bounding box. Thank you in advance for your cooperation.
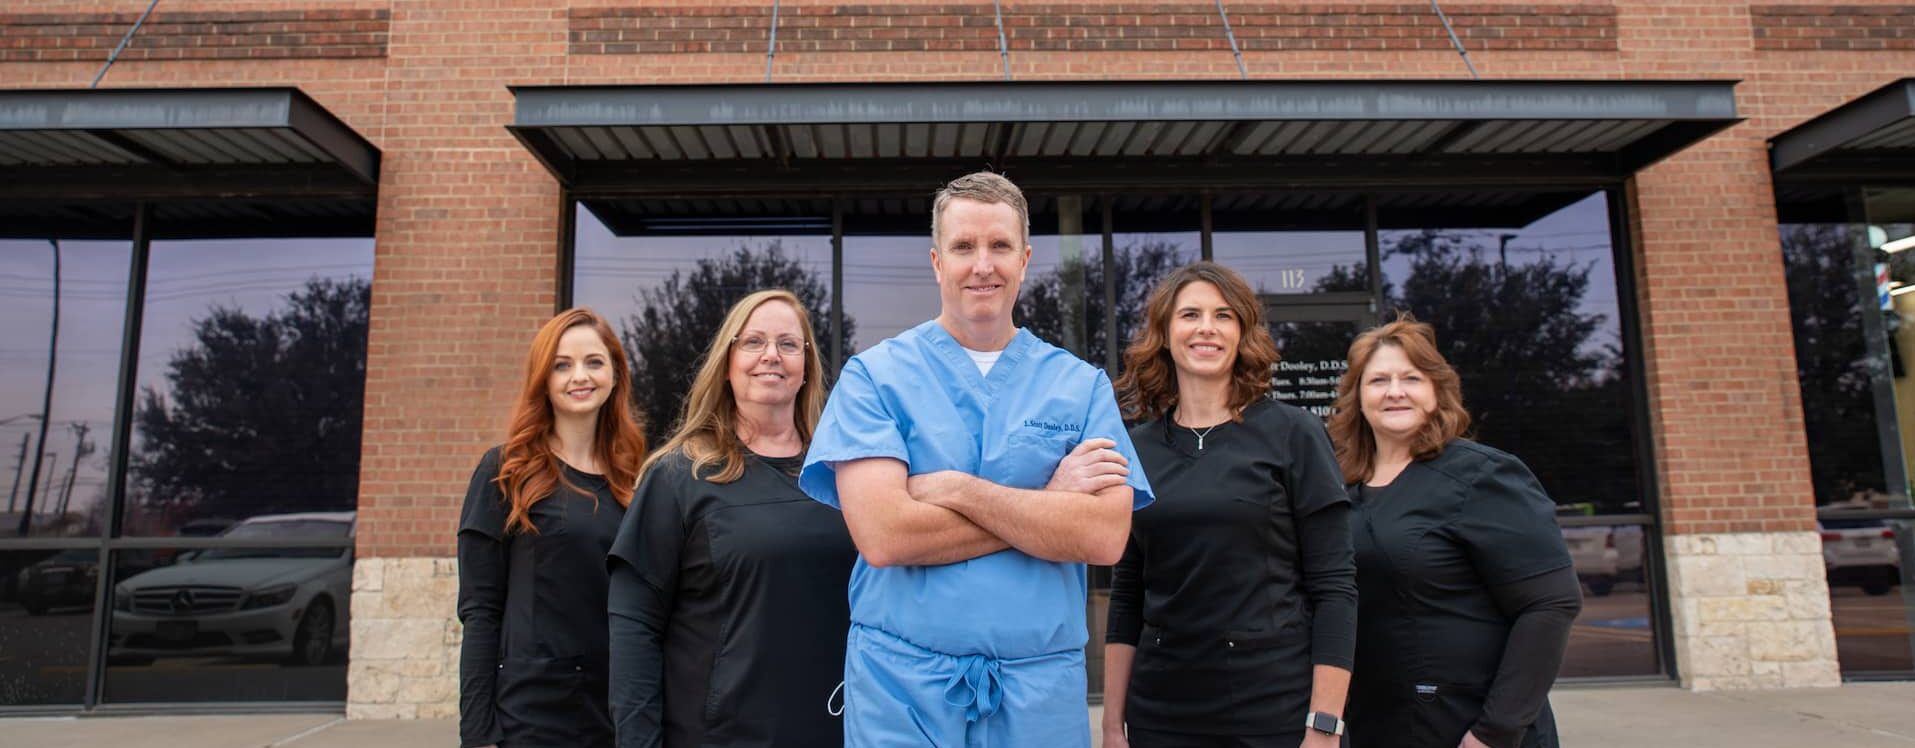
[930,171,1030,249]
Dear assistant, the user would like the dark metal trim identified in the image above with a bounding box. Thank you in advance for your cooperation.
[1771,78,1915,175]
[1814,508,1915,521]
[1199,193,1214,260]
[831,199,845,376]
[1607,184,1677,682]
[557,193,577,312]
[0,537,102,550]
[1101,195,1118,372]
[1558,514,1656,528]
[509,80,1739,129]
[0,87,380,187]
[97,537,355,550]
[562,154,1631,197]
[0,166,375,201]
[79,702,345,716]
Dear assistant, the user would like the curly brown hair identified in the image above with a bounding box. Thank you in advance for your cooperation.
[1115,262,1279,423]
[1327,314,1470,485]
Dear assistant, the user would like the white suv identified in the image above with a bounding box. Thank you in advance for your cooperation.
[110,511,353,666]
[1820,518,1902,596]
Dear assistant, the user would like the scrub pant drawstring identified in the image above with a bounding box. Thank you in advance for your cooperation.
[941,653,1004,723]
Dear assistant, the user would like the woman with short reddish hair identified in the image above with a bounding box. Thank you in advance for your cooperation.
[457,308,647,748]
[1331,316,1579,748]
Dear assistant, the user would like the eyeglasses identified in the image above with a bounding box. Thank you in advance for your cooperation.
[733,334,808,357]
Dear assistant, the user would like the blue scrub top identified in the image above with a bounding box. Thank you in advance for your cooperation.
[801,321,1154,660]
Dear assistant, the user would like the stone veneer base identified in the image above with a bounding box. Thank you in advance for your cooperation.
[347,557,461,719]
[1665,531,1842,690]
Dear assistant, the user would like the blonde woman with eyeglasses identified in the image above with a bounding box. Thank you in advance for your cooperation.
[607,289,855,747]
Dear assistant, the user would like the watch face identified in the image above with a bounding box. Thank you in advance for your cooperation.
[1310,712,1341,734]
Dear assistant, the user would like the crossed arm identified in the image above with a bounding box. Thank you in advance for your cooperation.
[836,438,1134,567]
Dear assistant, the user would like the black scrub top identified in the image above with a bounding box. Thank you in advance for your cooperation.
[607,448,856,748]
[1346,439,1573,748]
[1107,399,1358,736]
[457,446,625,748]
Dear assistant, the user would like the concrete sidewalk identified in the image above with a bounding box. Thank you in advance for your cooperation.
[6,683,1915,747]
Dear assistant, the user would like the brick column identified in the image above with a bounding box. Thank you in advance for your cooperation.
[348,0,569,719]
[1618,1,1837,688]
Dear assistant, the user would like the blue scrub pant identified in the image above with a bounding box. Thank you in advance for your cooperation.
[843,624,1090,748]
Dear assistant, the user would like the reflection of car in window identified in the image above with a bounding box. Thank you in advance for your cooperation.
[17,549,98,616]
[1820,518,1901,596]
[109,511,353,666]
[1556,505,1645,598]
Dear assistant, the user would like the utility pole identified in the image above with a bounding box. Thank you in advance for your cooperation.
[57,422,91,519]
[5,433,26,514]
[19,239,60,537]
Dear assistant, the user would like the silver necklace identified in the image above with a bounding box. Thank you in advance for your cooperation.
[1187,423,1221,450]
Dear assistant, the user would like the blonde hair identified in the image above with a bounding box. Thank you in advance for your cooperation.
[931,171,1030,248]
[640,290,826,484]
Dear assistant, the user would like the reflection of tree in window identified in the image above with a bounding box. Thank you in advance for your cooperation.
[129,278,369,532]
[1385,230,1630,512]
[1782,223,1888,506]
[620,241,852,445]
[1016,239,1189,370]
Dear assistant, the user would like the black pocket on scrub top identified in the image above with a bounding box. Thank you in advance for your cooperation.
[1408,683,1486,748]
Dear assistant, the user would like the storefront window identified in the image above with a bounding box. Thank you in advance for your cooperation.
[121,236,374,538]
[573,201,837,443]
[1782,186,1915,675]
[1380,191,1657,678]
[1,237,133,539]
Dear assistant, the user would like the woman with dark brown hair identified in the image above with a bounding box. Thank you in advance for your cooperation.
[1104,261,1356,748]
[1329,316,1579,748]
[457,308,647,748]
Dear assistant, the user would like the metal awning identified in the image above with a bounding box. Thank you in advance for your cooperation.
[1771,78,1915,183]
[581,189,1591,237]
[0,87,380,201]
[511,80,1740,195]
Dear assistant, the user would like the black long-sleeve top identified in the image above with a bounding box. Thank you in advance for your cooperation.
[1107,398,1358,736]
[457,446,624,748]
[607,449,856,748]
[1347,439,1583,748]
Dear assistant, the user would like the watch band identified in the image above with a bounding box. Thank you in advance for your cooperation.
[1304,711,1346,736]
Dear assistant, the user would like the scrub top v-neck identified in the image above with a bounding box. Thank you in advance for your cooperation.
[609,448,857,748]
[1107,398,1356,735]
[457,446,625,748]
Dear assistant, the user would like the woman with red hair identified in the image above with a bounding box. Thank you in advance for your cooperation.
[1331,316,1579,748]
[457,308,647,748]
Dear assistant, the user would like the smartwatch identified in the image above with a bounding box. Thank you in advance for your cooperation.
[1304,711,1346,736]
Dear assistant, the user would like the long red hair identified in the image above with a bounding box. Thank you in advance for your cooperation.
[498,308,647,534]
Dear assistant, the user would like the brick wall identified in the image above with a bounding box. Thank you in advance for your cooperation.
[1753,5,1915,51]
[0,9,389,63]
[570,3,1618,56]
[4,0,1914,547]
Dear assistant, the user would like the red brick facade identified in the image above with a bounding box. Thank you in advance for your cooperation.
[6,0,1914,553]
[569,3,1618,56]
[0,9,389,62]
[1752,5,1915,51]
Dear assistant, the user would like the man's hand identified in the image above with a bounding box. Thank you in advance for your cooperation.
[1046,437,1129,495]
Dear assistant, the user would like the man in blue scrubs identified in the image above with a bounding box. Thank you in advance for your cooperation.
[801,171,1154,747]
